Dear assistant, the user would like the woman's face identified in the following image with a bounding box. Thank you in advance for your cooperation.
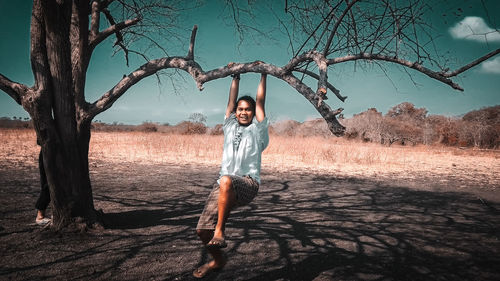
[236,100,254,126]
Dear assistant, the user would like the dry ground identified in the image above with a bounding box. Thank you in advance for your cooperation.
[0,129,499,280]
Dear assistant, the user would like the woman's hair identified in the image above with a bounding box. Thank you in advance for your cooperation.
[236,95,256,112]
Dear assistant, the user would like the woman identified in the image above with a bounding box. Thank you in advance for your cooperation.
[193,72,269,278]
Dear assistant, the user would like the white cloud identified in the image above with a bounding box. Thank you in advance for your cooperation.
[480,56,500,74]
[449,16,500,43]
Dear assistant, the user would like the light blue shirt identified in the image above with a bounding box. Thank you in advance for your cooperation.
[219,113,269,184]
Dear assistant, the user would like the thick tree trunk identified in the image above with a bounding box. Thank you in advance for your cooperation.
[33,110,97,230]
[26,0,98,230]
[36,119,97,230]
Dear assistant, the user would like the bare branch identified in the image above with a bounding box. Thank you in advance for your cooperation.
[87,46,345,135]
[88,58,278,119]
[347,2,361,54]
[283,50,327,73]
[126,30,171,57]
[0,73,29,105]
[368,3,389,54]
[281,73,345,135]
[90,1,100,38]
[328,53,464,91]
[270,7,296,55]
[315,54,329,106]
[323,0,360,56]
[87,56,201,118]
[444,48,500,78]
[100,8,138,66]
[90,17,141,49]
[293,3,339,57]
[186,25,198,60]
[293,68,347,102]
[281,50,330,103]
[98,0,115,10]
[87,46,346,135]
[84,2,500,134]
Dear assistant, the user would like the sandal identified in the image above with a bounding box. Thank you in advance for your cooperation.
[206,237,227,249]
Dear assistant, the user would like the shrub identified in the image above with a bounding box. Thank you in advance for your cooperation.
[208,124,223,135]
[138,122,158,132]
[173,121,207,135]
[461,105,500,148]
[270,120,301,136]
[344,108,384,143]
[380,118,423,146]
[386,102,427,124]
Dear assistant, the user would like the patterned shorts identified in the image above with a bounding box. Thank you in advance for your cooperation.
[196,175,259,230]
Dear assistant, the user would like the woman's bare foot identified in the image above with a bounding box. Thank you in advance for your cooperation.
[35,210,51,225]
[193,256,227,278]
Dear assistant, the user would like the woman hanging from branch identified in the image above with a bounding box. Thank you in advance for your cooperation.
[193,70,269,278]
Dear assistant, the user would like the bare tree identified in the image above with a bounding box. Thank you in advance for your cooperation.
[344,108,385,142]
[386,102,428,123]
[188,113,207,124]
[0,0,499,230]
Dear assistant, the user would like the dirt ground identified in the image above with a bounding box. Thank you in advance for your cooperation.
[1,154,500,280]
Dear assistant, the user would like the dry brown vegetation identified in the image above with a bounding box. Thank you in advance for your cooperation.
[2,128,498,199]
[342,104,500,148]
[3,103,499,149]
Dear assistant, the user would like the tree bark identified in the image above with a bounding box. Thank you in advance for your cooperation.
[27,0,98,230]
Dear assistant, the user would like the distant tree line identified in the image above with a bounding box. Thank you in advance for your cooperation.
[1,104,498,149]
[0,116,33,129]
[342,103,499,149]
[90,113,215,135]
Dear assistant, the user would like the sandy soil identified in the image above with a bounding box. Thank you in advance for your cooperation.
[0,130,499,280]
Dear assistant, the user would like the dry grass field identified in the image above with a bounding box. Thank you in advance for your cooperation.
[1,128,499,280]
[2,129,498,198]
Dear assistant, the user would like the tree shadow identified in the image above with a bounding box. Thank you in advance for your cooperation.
[102,208,199,230]
[212,174,500,280]
[1,164,499,280]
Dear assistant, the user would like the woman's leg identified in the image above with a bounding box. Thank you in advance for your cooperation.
[212,175,236,241]
[35,151,50,221]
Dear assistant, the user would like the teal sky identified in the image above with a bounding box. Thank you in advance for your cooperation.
[0,1,499,126]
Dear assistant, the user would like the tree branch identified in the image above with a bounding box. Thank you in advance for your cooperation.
[293,2,340,57]
[97,8,139,66]
[0,73,29,105]
[293,68,347,102]
[87,56,198,118]
[89,1,100,38]
[89,17,141,49]
[86,22,499,135]
[186,25,198,60]
[282,50,330,105]
[323,0,360,56]
[281,73,345,135]
[86,19,350,136]
[444,48,500,78]
[328,53,464,91]
[86,50,346,135]
[99,0,115,10]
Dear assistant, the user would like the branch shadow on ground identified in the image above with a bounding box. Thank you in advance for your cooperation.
[207,174,500,281]
[102,208,198,230]
[1,165,499,281]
